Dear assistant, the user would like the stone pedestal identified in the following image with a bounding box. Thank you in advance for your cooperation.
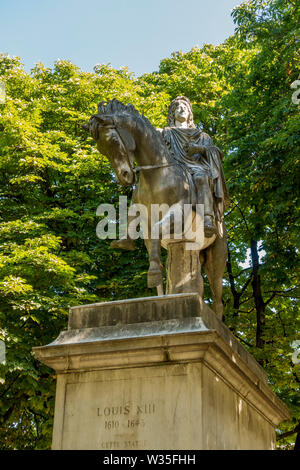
[33,294,290,450]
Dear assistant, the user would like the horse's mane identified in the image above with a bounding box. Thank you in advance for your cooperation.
[97,98,154,131]
[93,98,174,164]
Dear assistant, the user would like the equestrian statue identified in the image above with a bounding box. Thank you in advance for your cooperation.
[84,96,230,319]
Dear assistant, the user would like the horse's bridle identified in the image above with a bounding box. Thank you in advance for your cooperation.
[101,117,178,180]
[133,162,177,173]
[94,114,195,205]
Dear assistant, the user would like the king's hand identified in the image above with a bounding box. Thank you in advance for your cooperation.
[184,142,206,157]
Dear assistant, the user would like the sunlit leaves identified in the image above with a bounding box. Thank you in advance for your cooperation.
[0,0,299,449]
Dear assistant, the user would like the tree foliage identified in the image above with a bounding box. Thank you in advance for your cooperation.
[0,0,299,450]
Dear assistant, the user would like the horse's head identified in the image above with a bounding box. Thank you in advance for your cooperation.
[83,113,136,186]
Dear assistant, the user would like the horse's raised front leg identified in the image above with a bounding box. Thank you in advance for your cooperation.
[146,207,181,291]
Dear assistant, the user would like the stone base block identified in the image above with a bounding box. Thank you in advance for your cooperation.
[33,294,290,450]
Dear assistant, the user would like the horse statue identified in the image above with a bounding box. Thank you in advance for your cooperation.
[84,99,228,319]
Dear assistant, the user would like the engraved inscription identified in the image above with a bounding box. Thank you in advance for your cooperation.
[100,440,120,449]
[97,401,156,437]
[104,420,119,430]
[62,372,190,449]
[126,418,145,428]
[100,440,147,449]
[97,402,155,417]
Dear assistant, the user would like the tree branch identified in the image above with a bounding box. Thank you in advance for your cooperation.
[240,274,253,296]
[277,423,300,440]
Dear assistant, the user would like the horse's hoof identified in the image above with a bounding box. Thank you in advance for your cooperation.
[147,270,163,288]
[204,217,217,237]
[204,225,217,237]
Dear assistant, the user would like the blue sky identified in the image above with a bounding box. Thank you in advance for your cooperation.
[0,0,242,76]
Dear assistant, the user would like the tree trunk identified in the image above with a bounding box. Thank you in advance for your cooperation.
[250,239,265,349]
[294,430,300,451]
[226,247,240,316]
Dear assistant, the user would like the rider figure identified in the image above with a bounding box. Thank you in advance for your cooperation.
[162,96,229,237]
[111,95,229,250]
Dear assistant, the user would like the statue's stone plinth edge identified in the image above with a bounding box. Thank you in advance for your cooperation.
[34,294,265,380]
[68,292,204,329]
[33,294,290,427]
